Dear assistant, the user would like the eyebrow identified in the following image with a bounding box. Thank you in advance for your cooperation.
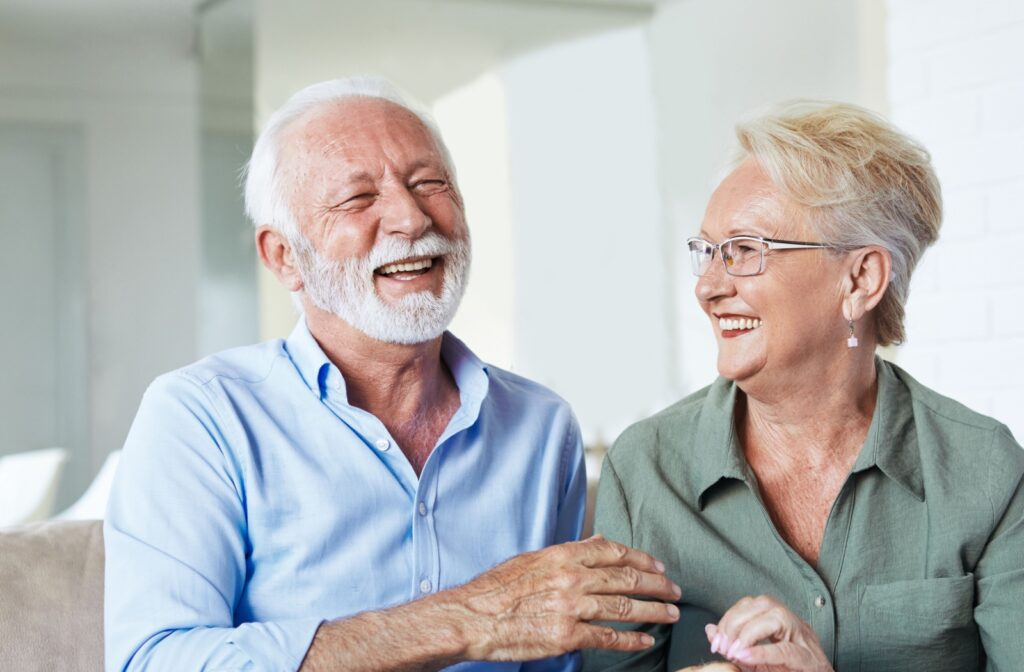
[334,158,445,185]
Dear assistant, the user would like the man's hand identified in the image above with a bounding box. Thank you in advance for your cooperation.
[449,535,681,661]
[705,595,834,672]
[300,536,678,672]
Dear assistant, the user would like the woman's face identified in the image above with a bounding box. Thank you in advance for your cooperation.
[695,160,850,390]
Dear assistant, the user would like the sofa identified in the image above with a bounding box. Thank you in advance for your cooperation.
[0,519,104,670]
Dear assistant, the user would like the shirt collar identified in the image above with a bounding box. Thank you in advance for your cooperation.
[694,356,924,509]
[850,357,924,501]
[283,318,491,412]
[285,318,333,397]
[693,378,748,509]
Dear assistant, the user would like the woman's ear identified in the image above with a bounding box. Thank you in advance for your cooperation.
[256,225,304,292]
[842,246,891,322]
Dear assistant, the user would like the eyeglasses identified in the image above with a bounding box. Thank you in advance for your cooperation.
[685,235,835,277]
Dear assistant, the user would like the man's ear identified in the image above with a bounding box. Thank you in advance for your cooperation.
[256,225,304,292]
[841,245,891,322]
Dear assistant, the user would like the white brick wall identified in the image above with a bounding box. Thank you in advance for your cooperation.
[888,0,1024,442]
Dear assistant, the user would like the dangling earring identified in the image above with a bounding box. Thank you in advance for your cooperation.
[847,319,859,348]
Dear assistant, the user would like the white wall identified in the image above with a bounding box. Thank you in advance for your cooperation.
[887,0,1024,440]
[0,29,201,506]
[503,27,675,444]
[198,0,258,356]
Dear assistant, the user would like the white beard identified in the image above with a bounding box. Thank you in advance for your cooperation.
[290,230,471,345]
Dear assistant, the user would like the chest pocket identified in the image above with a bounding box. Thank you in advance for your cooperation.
[858,574,979,672]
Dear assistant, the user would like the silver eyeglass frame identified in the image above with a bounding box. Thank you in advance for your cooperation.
[686,235,835,277]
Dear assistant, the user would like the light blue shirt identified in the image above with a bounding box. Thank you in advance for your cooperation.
[105,320,586,672]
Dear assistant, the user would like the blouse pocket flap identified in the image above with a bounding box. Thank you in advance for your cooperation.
[862,574,975,627]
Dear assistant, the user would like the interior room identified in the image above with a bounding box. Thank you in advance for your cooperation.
[1,0,1022,668]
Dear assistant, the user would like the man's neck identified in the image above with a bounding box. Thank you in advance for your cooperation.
[304,306,456,422]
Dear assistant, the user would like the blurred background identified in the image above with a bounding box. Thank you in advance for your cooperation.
[1,0,1022,521]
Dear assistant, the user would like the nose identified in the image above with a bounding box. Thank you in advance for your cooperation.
[694,255,735,303]
[380,187,432,238]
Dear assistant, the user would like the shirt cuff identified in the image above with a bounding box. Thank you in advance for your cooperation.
[226,617,325,671]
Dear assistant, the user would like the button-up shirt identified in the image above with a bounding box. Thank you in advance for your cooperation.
[583,358,1024,671]
[105,320,586,672]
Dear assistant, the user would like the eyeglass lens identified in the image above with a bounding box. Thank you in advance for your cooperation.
[687,238,766,277]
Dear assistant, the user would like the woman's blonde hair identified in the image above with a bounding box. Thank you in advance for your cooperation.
[735,100,942,345]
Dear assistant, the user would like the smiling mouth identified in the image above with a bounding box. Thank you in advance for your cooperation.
[374,256,439,279]
[718,316,763,332]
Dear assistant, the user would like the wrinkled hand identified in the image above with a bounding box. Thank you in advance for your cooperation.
[705,595,833,672]
[452,535,680,661]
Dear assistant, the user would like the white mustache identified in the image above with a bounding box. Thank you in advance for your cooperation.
[366,231,459,270]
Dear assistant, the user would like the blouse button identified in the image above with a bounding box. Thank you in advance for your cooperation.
[814,594,826,608]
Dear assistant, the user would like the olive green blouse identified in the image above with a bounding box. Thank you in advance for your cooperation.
[583,359,1024,672]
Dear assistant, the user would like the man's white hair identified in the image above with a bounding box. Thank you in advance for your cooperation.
[243,75,457,239]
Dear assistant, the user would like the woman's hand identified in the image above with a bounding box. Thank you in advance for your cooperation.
[705,595,834,672]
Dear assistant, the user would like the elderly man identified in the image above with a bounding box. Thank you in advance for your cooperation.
[103,77,680,672]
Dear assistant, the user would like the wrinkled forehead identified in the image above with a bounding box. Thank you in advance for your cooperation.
[703,159,810,240]
[278,97,444,177]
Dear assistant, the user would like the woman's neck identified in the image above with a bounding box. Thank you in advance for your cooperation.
[739,350,879,469]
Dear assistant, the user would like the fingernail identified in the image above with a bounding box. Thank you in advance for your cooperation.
[719,636,731,655]
[704,623,714,637]
[711,633,722,653]
[654,559,665,572]
[666,604,679,618]
[726,640,742,658]
[734,648,753,662]
[641,634,654,646]
[672,582,682,597]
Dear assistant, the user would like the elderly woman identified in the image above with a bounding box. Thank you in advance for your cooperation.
[583,102,1023,672]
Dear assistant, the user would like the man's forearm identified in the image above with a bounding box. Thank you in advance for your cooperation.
[298,591,469,672]
[299,537,680,671]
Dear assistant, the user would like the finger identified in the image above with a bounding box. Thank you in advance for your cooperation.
[573,537,666,573]
[574,623,656,652]
[576,594,680,624]
[732,640,816,668]
[716,595,779,639]
[580,565,681,601]
[705,622,718,644]
[714,595,779,655]
[726,610,788,659]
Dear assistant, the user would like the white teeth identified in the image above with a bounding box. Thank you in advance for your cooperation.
[378,258,433,275]
[719,317,762,331]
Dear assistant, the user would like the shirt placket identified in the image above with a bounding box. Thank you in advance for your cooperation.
[412,454,442,599]
[743,473,846,667]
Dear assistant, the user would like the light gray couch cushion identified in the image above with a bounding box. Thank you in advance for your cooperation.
[0,519,104,671]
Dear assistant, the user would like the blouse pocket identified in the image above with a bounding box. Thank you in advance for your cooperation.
[859,574,980,672]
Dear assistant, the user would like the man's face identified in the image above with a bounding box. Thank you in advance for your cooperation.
[280,98,471,344]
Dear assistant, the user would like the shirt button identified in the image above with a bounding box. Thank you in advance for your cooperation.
[418,502,427,516]
[814,594,826,608]
[419,579,432,593]
[374,438,390,451]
